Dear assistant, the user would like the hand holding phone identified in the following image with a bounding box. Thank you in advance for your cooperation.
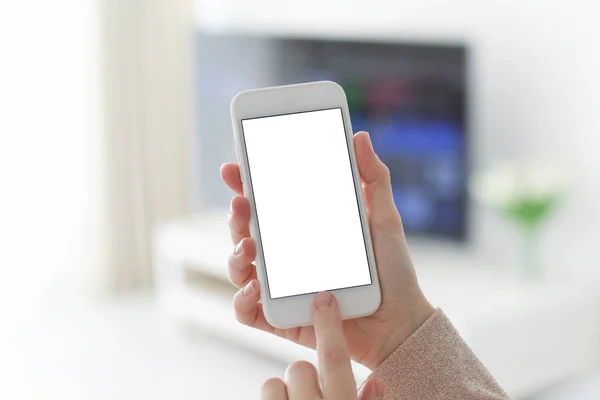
[224,82,434,369]
[231,82,381,329]
[231,82,381,327]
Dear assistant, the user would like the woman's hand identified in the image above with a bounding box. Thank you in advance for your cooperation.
[261,292,384,400]
[221,131,434,371]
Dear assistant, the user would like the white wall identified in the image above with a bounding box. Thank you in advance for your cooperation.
[198,0,600,276]
[466,1,600,277]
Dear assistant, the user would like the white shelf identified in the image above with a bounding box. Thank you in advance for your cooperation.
[154,212,231,282]
[154,211,498,285]
[154,213,600,398]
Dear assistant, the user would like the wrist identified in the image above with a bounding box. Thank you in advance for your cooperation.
[368,294,435,370]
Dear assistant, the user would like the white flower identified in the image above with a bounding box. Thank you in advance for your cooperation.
[470,162,565,208]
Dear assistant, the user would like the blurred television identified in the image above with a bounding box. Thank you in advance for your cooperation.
[195,34,468,241]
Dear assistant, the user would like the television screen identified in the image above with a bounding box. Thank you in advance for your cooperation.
[195,35,468,240]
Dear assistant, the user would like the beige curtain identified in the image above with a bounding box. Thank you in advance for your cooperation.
[99,0,194,292]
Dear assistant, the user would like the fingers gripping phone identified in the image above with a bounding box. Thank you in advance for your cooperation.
[230,81,381,329]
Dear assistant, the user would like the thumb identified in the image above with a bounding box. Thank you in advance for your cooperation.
[358,378,385,400]
[353,131,402,229]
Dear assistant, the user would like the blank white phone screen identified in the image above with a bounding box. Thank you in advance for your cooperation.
[241,108,372,299]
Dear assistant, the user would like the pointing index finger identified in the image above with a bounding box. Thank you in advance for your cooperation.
[312,292,357,400]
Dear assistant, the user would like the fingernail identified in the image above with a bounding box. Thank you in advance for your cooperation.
[243,281,254,297]
[365,132,374,151]
[234,241,243,255]
[314,292,332,309]
[375,379,385,397]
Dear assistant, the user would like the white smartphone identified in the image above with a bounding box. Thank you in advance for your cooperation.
[230,81,381,329]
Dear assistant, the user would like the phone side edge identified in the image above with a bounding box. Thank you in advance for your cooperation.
[339,104,382,315]
[230,97,278,328]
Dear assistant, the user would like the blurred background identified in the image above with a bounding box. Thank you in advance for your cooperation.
[1,0,599,398]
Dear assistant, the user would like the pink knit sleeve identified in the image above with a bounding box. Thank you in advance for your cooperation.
[368,309,509,399]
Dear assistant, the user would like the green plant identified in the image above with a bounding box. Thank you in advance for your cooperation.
[470,162,564,280]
